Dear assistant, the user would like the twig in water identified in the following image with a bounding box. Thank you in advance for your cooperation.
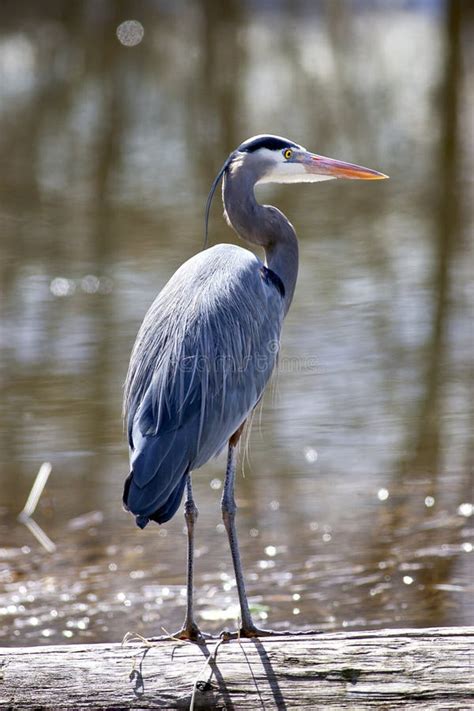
[17,462,56,553]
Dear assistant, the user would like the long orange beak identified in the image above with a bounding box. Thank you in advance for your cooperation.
[303,152,388,180]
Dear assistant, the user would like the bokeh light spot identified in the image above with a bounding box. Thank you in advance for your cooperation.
[457,503,473,518]
[116,20,144,47]
[377,488,389,501]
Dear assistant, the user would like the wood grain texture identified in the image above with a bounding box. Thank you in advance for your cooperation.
[1,627,473,710]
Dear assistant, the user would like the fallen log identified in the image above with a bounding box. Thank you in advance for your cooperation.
[1,627,473,709]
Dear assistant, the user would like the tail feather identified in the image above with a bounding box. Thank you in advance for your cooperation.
[123,469,188,527]
[148,472,188,525]
[122,428,190,528]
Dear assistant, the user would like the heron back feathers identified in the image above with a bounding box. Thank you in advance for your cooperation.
[123,244,284,526]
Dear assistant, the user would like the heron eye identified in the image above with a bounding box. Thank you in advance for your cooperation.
[283,148,293,160]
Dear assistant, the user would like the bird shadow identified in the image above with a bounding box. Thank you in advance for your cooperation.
[232,638,287,710]
[129,645,151,698]
[127,636,288,709]
[128,639,235,709]
[194,636,287,711]
[190,641,237,711]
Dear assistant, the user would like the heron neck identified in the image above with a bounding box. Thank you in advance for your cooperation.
[265,229,299,314]
[223,169,299,315]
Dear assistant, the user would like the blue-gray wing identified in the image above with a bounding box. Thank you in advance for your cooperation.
[123,244,284,527]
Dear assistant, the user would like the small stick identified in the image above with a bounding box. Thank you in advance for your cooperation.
[18,462,52,518]
[21,517,56,554]
[17,462,56,553]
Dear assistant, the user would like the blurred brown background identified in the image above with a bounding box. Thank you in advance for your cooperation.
[0,0,472,645]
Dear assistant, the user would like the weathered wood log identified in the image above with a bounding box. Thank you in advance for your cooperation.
[0,627,472,709]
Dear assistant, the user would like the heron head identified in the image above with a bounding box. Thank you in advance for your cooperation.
[204,134,388,247]
[235,134,388,185]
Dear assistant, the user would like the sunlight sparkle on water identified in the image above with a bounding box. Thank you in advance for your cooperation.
[116,20,144,47]
[50,277,75,297]
[80,275,100,293]
[403,576,414,585]
[304,446,318,463]
[201,605,240,622]
[457,503,473,517]
[2,605,16,614]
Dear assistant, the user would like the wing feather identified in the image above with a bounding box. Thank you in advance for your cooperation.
[123,244,284,525]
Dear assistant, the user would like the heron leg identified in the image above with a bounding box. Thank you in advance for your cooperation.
[174,474,205,642]
[221,443,263,637]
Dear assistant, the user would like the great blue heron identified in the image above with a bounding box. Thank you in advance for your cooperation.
[123,134,387,640]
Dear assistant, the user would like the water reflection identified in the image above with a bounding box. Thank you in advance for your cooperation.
[0,1,472,645]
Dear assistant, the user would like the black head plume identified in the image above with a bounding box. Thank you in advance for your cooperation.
[203,152,234,250]
[237,134,299,154]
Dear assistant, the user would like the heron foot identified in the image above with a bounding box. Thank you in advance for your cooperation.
[220,624,320,640]
[240,626,275,638]
[172,622,211,643]
[149,622,210,644]
[219,625,278,640]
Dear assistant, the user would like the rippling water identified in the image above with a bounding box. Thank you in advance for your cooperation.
[0,1,472,646]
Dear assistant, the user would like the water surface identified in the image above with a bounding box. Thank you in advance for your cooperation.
[0,1,472,646]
